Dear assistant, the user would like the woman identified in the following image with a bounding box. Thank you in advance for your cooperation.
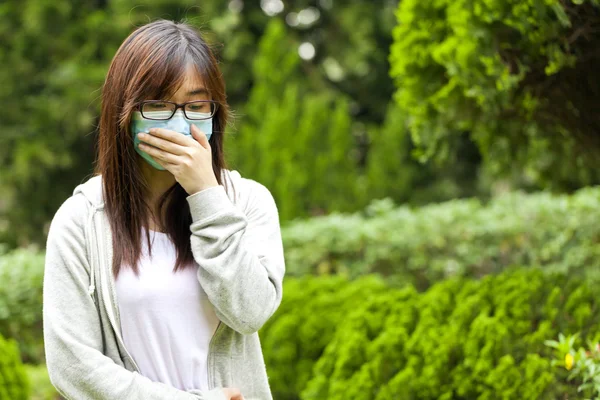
[43,20,285,400]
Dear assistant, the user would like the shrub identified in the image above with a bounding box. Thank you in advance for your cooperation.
[546,333,600,399]
[0,334,29,400]
[389,0,600,189]
[228,19,363,220]
[366,105,482,207]
[281,186,600,288]
[0,247,45,363]
[260,275,389,400]
[23,364,59,400]
[299,269,598,399]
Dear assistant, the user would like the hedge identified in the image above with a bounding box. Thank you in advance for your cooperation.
[260,275,387,400]
[260,269,599,400]
[23,364,59,400]
[0,247,45,364]
[0,334,29,400]
[281,186,600,289]
[2,187,600,364]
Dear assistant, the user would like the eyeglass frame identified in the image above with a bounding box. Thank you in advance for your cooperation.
[137,100,219,121]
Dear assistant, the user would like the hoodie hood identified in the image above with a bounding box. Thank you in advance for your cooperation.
[73,175,104,209]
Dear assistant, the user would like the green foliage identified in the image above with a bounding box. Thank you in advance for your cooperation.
[546,333,600,399]
[208,0,400,123]
[390,0,600,189]
[0,334,30,400]
[228,18,363,219]
[281,185,600,288]
[0,0,235,247]
[0,247,45,364]
[298,269,597,399]
[0,0,113,246]
[4,0,449,248]
[366,107,417,202]
[228,18,481,221]
[4,186,600,372]
[23,364,59,400]
[366,105,482,205]
[260,275,389,400]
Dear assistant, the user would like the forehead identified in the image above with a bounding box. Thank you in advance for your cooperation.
[167,64,206,100]
[180,64,205,88]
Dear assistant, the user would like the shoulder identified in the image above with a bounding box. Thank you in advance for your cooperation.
[223,169,279,218]
[46,192,92,246]
[48,174,102,239]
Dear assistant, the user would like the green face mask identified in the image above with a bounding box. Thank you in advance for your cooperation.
[130,111,213,170]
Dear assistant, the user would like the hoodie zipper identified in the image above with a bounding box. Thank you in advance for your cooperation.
[96,212,141,373]
[206,320,224,389]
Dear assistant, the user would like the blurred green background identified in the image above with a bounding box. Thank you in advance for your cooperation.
[2,0,600,399]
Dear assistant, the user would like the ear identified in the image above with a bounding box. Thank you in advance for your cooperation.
[191,124,210,149]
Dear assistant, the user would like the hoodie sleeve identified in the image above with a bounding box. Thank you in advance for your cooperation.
[43,195,226,400]
[186,179,285,335]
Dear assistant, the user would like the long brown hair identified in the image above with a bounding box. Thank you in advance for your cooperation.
[95,20,230,277]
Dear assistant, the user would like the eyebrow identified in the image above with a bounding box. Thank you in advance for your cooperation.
[187,88,208,96]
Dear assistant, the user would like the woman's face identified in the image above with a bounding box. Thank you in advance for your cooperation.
[131,64,216,172]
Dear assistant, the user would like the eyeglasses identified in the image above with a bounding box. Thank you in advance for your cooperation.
[138,100,218,120]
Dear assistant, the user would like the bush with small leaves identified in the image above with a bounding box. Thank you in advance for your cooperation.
[0,247,45,364]
[0,334,29,400]
[299,269,598,399]
[282,187,600,289]
[23,363,59,400]
[546,333,600,399]
[260,275,389,400]
[390,0,600,188]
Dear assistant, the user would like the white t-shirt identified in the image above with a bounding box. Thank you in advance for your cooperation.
[115,229,220,391]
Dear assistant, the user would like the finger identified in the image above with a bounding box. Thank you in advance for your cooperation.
[149,127,196,147]
[221,388,241,400]
[191,124,210,150]
[224,388,242,397]
[138,132,187,155]
[138,143,178,164]
[231,391,243,400]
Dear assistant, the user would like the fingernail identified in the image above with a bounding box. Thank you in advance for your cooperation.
[138,133,147,138]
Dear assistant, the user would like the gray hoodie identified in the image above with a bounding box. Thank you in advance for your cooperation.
[43,170,285,400]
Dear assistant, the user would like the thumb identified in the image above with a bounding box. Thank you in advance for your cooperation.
[191,124,210,149]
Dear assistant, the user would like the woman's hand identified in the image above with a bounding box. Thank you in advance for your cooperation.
[221,387,244,400]
[137,124,219,195]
